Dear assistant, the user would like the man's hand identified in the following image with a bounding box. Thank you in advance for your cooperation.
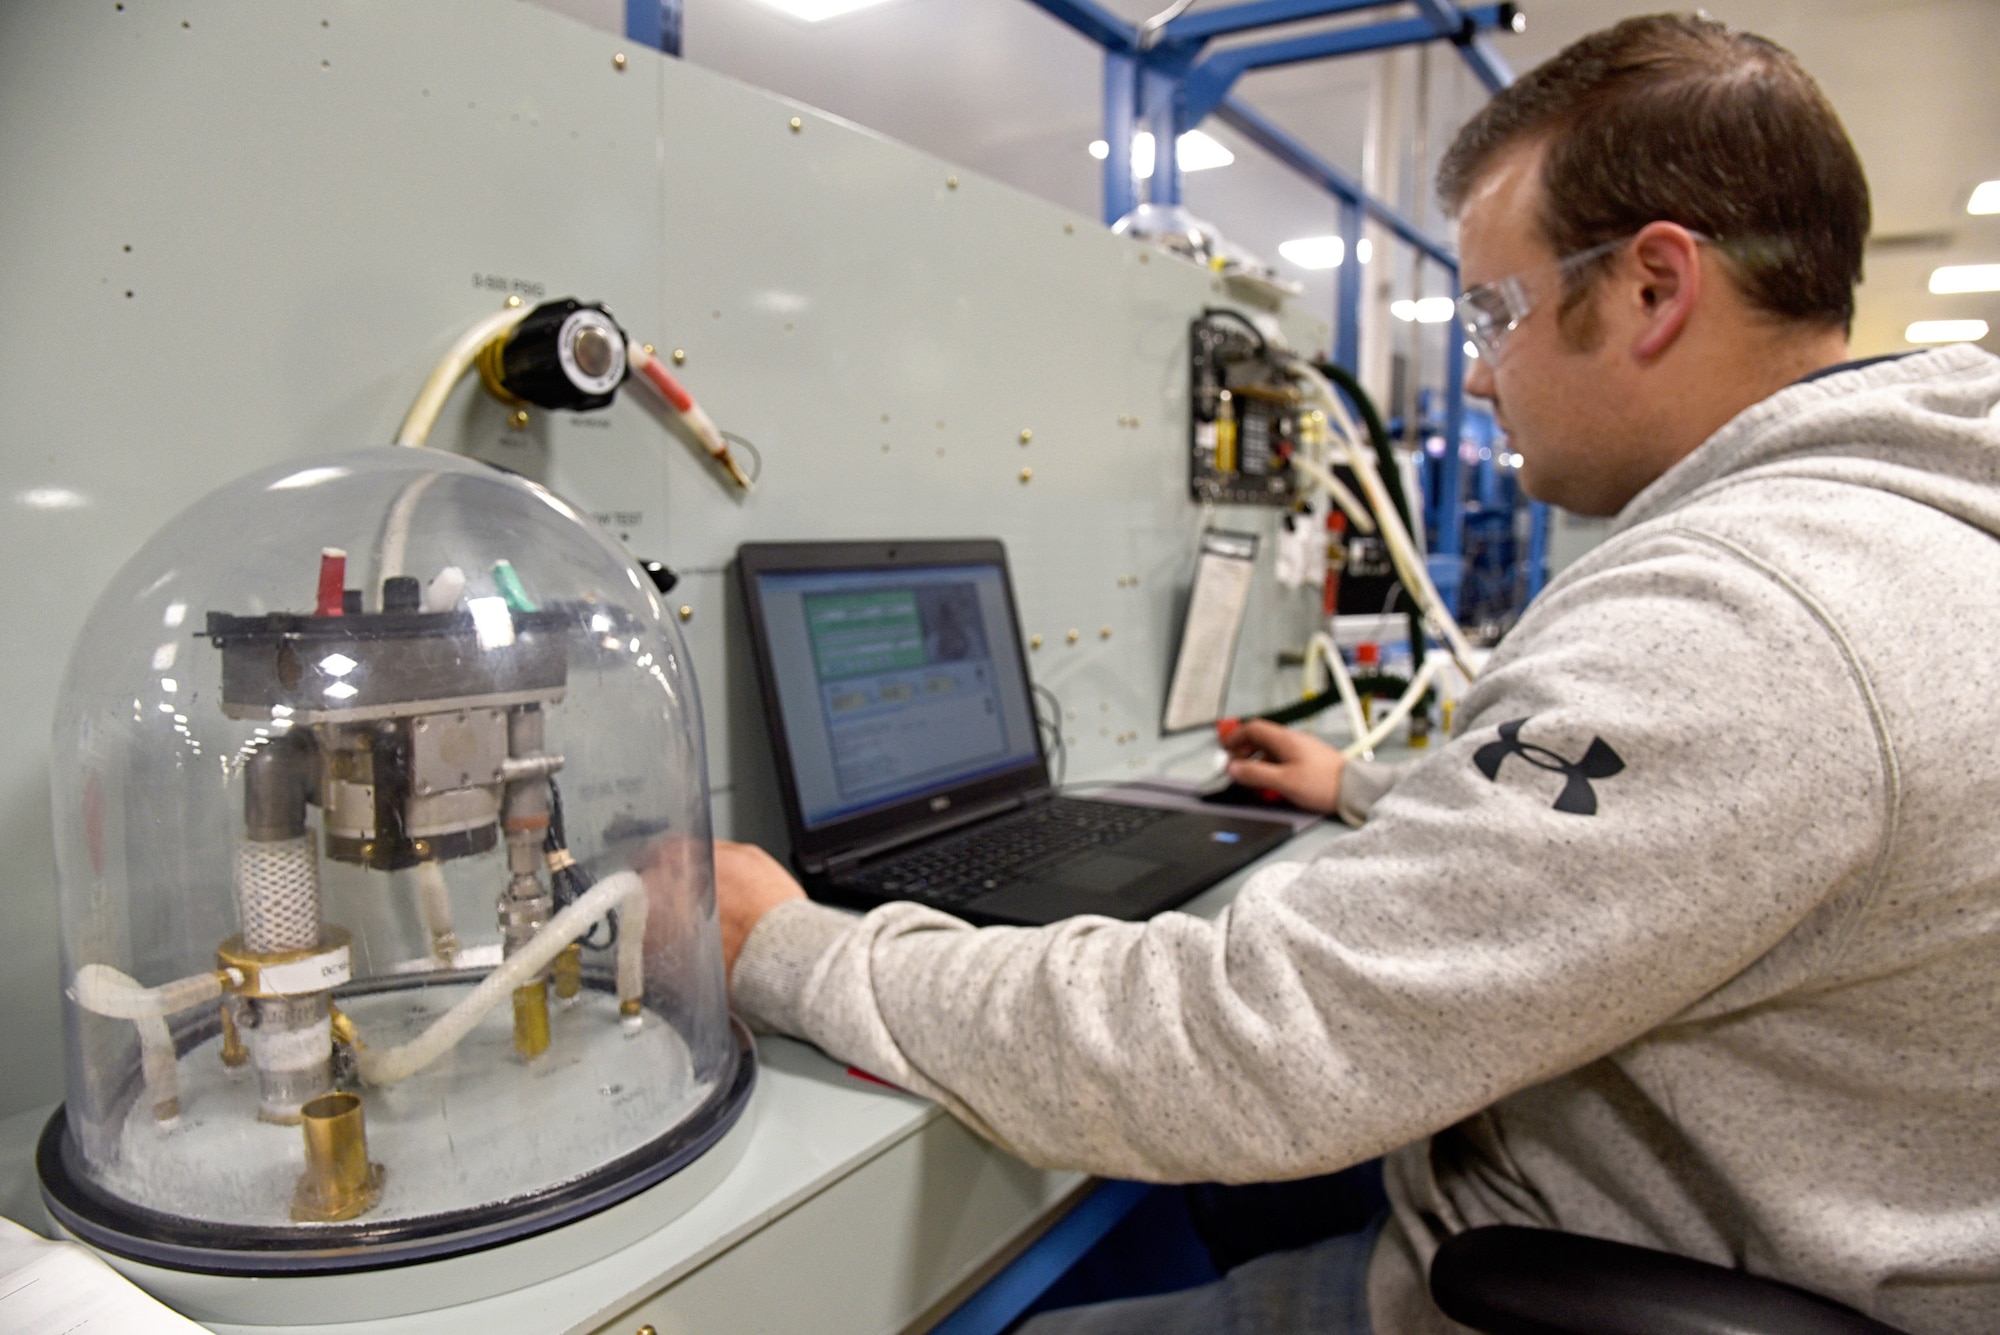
[714,840,807,978]
[1222,719,1346,814]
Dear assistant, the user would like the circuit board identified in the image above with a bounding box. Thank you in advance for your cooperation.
[1189,313,1302,507]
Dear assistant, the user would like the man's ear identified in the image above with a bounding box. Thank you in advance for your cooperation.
[1627,222,1703,361]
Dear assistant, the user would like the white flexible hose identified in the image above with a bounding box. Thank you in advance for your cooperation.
[393,306,530,449]
[1290,453,1376,535]
[358,870,647,1086]
[1293,361,1480,681]
[1342,653,1445,758]
[71,965,231,1125]
[414,861,459,964]
[1303,631,1371,751]
[73,964,228,1019]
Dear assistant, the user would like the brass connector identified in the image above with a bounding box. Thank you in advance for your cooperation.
[513,979,551,1059]
[328,1002,361,1051]
[553,942,583,1002]
[291,1092,384,1223]
[219,997,247,1069]
[619,997,642,1022]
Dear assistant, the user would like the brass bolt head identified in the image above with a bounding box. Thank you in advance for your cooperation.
[1019,467,1033,483]
[1067,629,1080,644]
[678,605,694,622]
[1030,634,1043,650]
[789,116,803,132]
[1100,625,1112,639]
[1019,428,1032,443]
[612,52,627,70]
[671,348,686,365]
[510,409,530,429]
[505,294,523,308]
[947,176,959,189]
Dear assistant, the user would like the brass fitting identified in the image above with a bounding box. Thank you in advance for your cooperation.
[291,1092,384,1222]
[619,997,642,1022]
[513,979,551,1059]
[553,942,583,1002]
[219,996,248,1068]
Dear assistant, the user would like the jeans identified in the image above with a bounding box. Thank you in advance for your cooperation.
[1018,1214,1383,1335]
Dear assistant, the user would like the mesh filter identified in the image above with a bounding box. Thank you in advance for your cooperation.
[234,837,323,953]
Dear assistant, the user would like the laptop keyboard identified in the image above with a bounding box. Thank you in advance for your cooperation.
[833,799,1172,909]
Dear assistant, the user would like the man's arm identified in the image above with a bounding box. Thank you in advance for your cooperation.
[724,530,1892,1184]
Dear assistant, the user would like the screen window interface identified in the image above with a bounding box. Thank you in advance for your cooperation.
[757,566,1040,828]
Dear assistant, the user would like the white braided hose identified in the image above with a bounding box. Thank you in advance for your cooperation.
[71,964,231,1124]
[357,870,648,1086]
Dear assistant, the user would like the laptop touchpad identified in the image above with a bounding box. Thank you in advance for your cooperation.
[1052,854,1159,893]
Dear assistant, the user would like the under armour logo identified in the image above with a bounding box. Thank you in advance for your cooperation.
[1473,718,1624,816]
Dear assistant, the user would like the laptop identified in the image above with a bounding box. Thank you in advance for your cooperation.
[735,539,1294,926]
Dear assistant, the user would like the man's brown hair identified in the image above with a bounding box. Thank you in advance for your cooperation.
[1437,13,1869,331]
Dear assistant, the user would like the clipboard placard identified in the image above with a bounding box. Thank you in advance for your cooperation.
[1162,530,1259,733]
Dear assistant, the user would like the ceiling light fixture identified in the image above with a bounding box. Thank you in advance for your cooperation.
[1087,130,1234,178]
[1928,264,2000,294]
[1905,319,1989,344]
[1968,181,2000,215]
[753,0,895,20]
[1278,236,1344,269]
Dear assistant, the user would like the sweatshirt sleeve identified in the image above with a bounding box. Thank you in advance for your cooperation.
[1335,756,1412,826]
[728,526,1893,1182]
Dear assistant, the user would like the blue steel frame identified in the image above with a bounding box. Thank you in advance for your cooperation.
[1018,0,1534,613]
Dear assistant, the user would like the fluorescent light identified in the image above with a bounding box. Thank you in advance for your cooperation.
[1278,235,1344,269]
[1390,299,1418,322]
[1357,239,1373,264]
[753,0,893,20]
[1929,264,2000,294]
[1415,296,1455,323]
[1086,131,1234,179]
[1905,319,1989,343]
[15,486,88,509]
[1176,130,1234,172]
[1969,181,2000,215]
[1464,341,1479,360]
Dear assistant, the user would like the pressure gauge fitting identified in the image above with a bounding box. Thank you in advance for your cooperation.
[478,298,629,412]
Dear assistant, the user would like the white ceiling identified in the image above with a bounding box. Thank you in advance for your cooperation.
[528,0,2000,357]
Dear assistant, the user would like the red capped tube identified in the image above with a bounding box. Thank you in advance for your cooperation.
[316,548,347,617]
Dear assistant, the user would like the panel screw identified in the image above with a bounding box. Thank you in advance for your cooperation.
[671,348,686,365]
[947,176,959,189]
[678,606,693,622]
[1064,223,1075,234]
[642,343,655,355]
[612,52,627,70]
[1100,625,1112,639]
[505,294,523,308]
[1019,429,1032,443]
[1030,635,1043,649]
[510,409,530,429]
[789,117,803,132]
[1019,467,1033,483]
[638,1327,658,1335]
[1067,629,1079,644]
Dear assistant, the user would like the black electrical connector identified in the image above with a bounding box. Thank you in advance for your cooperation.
[639,560,679,595]
[479,298,629,412]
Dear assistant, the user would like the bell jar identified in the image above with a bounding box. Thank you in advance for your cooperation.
[38,447,753,1280]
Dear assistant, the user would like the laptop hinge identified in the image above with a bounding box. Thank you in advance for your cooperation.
[821,792,1030,873]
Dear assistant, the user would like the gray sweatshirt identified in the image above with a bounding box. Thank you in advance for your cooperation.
[733,344,2000,1334]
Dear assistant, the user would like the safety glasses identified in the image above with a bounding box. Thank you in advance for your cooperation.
[1456,235,1638,363]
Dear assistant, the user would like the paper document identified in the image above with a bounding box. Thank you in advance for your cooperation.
[0,1214,209,1333]
[1163,530,1259,732]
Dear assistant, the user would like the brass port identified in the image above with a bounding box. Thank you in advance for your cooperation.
[291,1092,384,1223]
[554,942,583,1001]
[619,997,642,1022]
[513,979,551,1059]
[219,998,247,1068]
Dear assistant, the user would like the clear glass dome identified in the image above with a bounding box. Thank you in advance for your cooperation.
[39,448,751,1274]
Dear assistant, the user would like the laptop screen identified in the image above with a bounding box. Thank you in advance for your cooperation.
[749,560,1043,830]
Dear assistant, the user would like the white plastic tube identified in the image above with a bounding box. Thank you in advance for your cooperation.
[1302,631,1371,752]
[1290,453,1376,535]
[1293,361,1480,681]
[393,306,531,449]
[414,861,459,964]
[71,965,231,1125]
[358,870,647,1086]
[1343,653,1445,758]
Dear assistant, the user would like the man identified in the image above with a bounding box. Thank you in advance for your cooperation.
[717,14,2000,1333]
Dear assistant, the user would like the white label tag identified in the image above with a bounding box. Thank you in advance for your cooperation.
[259,945,351,995]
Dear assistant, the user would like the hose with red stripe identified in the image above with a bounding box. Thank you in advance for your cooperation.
[628,342,753,491]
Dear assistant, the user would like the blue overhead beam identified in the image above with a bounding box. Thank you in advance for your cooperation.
[1410,0,1516,90]
[1211,95,1456,268]
[624,0,682,56]
[1180,6,1518,130]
